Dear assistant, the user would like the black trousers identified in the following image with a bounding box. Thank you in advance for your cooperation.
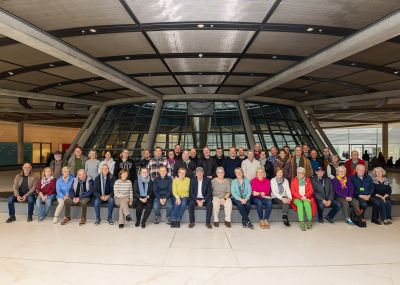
[188,199,212,224]
[136,198,153,225]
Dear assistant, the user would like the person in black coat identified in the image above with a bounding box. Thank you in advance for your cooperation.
[198,146,216,179]
[134,167,154,228]
[114,149,137,185]
[188,167,213,229]
[264,160,275,180]
[173,150,196,178]
[93,164,116,225]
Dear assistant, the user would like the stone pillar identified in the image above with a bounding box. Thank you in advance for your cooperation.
[17,121,24,164]
[146,99,163,150]
[238,99,255,149]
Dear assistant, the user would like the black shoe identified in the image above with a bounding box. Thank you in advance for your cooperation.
[27,217,33,222]
[374,220,382,225]
[135,221,140,227]
[141,223,146,229]
[318,218,324,223]
[214,222,219,227]
[206,223,212,229]
[119,224,124,229]
[154,216,160,224]
[108,219,114,225]
[242,222,247,228]
[188,223,195,228]
[324,216,334,224]
[225,221,231,228]
[171,221,176,228]
[283,218,291,227]
[126,215,132,222]
[95,220,100,225]
[6,216,16,223]
[177,221,181,228]
[246,221,254,229]
[167,217,172,225]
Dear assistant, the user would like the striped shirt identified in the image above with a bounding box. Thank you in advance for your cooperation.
[113,179,133,200]
[147,157,171,181]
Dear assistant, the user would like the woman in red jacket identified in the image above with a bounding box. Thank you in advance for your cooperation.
[291,167,317,231]
[36,167,57,222]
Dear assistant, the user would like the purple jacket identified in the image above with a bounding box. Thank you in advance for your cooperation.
[332,177,354,198]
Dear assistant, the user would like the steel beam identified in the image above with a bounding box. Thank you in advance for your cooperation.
[146,99,163,150]
[238,99,256,148]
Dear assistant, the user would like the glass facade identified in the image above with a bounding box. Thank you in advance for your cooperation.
[84,101,319,157]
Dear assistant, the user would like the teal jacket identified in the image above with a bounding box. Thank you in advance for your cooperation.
[231,178,252,200]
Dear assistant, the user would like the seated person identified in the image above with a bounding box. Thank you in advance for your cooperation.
[271,167,292,226]
[211,167,232,228]
[350,164,381,225]
[61,169,93,226]
[231,167,254,229]
[54,166,74,224]
[311,166,341,223]
[188,167,213,229]
[134,167,154,228]
[372,167,392,225]
[36,167,57,222]
[153,166,173,225]
[93,164,115,225]
[6,163,38,223]
[171,167,190,228]
[250,167,272,229]
[114,169,133,229]
[291,167,316,231]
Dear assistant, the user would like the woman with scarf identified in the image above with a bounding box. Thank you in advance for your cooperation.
[326,154,341,180]
[231,167,254,229]
[332,165,359,225]
[290,167,316,231]
[167,150,176,174]
[134,167,154,228]
[271,167,292,226]
[274,149,291,180]
[36,167,57,222]
[372,167,392,225]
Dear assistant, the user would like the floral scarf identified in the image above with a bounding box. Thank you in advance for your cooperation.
[336,175,347,188]
[41,176,54,189]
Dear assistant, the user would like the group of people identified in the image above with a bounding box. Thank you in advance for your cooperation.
[6,143,394,231]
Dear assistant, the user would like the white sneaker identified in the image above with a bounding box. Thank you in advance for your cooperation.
[53,217,58,224]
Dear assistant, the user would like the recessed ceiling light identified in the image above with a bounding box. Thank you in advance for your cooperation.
[199,84,203,87]
[197,24,205,28]
[250,73,254,76]
[272,55,277,59]
[210,24,214,28]
[306,27,314,32]
[7,71,14,76]
[48,63,55,67]
[94,91,99,94]
[81,30,85,34]
[350,62,357,66]
[198,53,203,58]
[304,90,310,94]
[394,70,399,75]
[57,83,62,86]
[198,72,203,75]
[124,56,130,60]
[148,73,152,76]
[89,28,97,33]
[318,29,323,33]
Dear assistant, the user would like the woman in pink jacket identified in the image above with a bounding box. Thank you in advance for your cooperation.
[250,167,272,229]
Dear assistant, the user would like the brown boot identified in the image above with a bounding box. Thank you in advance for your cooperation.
[61,217,71,225]
[79,218,86,226]
[265,220,270,229]
[260,220,266,229]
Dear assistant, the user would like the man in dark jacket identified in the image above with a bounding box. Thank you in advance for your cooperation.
[222,147,241,179]
[214,147,225,167]
[114,149,137,185]
[173,150,196,178]
[198,146,216,179]
[153,166,173,225]
[311,167,341,223]
[93,164,116,225]
[188,167,213,229]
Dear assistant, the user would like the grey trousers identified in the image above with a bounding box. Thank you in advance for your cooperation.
[336,197,360,219]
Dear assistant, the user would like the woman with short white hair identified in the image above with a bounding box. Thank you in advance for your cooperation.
[85,150,100,179]
[372,167,392,225]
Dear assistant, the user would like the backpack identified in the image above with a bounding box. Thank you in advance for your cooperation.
[350,207,367,228]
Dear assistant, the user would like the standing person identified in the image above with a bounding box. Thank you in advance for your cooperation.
[332,166,359,225]
[345,150,366,177]
[322,147,332,170]
[290,145,313,179]
[214,147,225,167]
[173,150,196,178]
[153,166,173,225]
[351,164,381,225]
[290,167,316,231]
[302,144,311,159]
[113,169,133,229]
[188,167,213,229]
[241,150,261,181]
[85,150,100,179]
[114,149,137,185]
[274,149,291,180]
[271,167,292,226]
[139,149,152,169]
[98,150,115,176]
[268,146,279,165]
[250,167,273,229]
[198,146,216,179]
[238,147,247,162]
[258,150,267,167]
[211,167,232,228]
[134,167,154,228]
[222,147,241,179]
[189,148,199,165]
[35,167,57,222]
[53,166,74,224]
[174,144,182,160]
[372,167,392,225]
[310,150,323,175]
[147,147,171,181]
[171,168,190,228]
[61,169,93,226]
[362,150,370,170]
[326,155,341,180]
[254,143,262,159]
[50,151,65,179]
[93,164,115,225]
[6,163,38,223]
[167,150,176,175]
[311,167,341,223]
[231,167,254,229]
[377,152,386,168]
[283,145,292,159]
[68,146,87,176]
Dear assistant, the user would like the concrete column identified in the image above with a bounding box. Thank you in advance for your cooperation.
[308,112,338,156]
[146,99,163,150]
[296,106,325,153]
[78,106,107,148]
[238,99,255,149]
[382,122,389,158]
[17,121,24,164]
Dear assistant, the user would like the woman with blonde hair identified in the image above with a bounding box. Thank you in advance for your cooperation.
[85,150,100,179]
[231,167,254,229]
[372,167,392,224]
[36,167,57,222]
[114,169,134,229]
[54,166,74,224]
[250,167,272,229]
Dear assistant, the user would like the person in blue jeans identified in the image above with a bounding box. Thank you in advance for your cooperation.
[231,167,254,229]
[35,167,57,222]
[171,167,190,228]
[153,166,173,225]
[92,164,115,225]
[250,167,273,229]
[6,163,38,223]
[372,167,393,225]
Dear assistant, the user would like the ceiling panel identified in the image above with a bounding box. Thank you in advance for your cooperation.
[41,65,95,80]
[248,32,341,56]
[8,71,65,85]
[0,79,37,91]
[165,58,237,72]
[338,70,399,85]
[91,92,127,100]
[324,88,365,97]
[148,30,254,53]
[118,89,146,97]
[135,76,177,86]
[126,0,275,23]
[224,75,267,86]
[63,33,154,57]
[57,83,101,93]
[218,87,247,94]
[0,0,134,30]
[77,95,109,102]
[86,80,124,89]
[345,42,400,65]
[108,59,168,74]
[306,64,364,79]
[257,89,285,97]
[42,88,77,97]
[369,80,400,91]
[279,79,318,89]
[183,86,218,94]
[387,61,400,70]
[0,43,58,66]
[234,59,296,73]
[274,91,305,100]
[176,75,226,85]
[268,0,400,29]
[0,61,19,73]
[305,82,349,93]
[155,87,184,95]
